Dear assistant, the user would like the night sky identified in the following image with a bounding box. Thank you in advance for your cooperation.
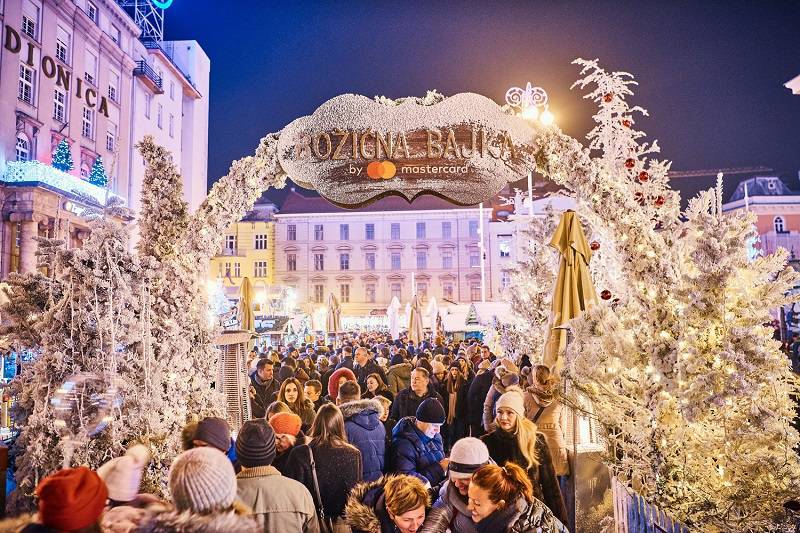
[162,1,800,204]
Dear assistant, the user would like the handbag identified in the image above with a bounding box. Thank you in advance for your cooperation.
[308,445,335,533]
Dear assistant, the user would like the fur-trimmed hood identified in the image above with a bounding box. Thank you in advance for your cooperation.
[339,398,384,421]
[344,476,398,533]
[135,506,260,533]
[387,362,412,376]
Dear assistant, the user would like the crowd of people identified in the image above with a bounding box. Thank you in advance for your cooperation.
[3,333,572,533]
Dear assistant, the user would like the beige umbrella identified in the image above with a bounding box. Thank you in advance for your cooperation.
[407,294,424,345]
[237,277,256,333]
[543,211,598,369]
[326,292,341,335]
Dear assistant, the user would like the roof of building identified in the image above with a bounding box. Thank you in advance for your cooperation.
[728,175,797,202]
[667,166,775,207]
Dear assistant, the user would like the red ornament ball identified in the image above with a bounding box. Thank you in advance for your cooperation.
[621,118,632,128]
[590,241,600,251]
[654,195,665,207]
[603,93,614,103]
[638,171,650,182]
[625,158,636,169]
[601,290,612,300]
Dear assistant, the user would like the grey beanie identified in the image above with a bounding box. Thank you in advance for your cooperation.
[169,447,237,513]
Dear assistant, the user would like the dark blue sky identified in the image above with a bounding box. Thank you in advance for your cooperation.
[163,1,800,202]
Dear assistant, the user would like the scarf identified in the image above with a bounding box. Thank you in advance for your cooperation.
[527,383,555,408]
[475,500,519,533]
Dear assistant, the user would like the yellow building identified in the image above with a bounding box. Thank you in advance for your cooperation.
[209,197,278,312]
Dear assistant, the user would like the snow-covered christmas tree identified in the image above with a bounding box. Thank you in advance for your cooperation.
[51,139,73,172]
[88,156,108,187]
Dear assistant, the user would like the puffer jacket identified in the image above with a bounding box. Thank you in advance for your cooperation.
[385,362,412,395]
[391,417,445,486]
[135,504,261,533]
[341,398,386,481]
[344,476,401,533]
[236,465,319,533]
[420,480,477,533]
[507,496,569,533]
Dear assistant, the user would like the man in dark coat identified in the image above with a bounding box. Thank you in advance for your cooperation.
[249,358,280,419]
[338,380,386,481]
[336,346,354,370]
[390,367,444,421]
[391,398,447,486]
[353,346,388,392]
[466,363,494,438]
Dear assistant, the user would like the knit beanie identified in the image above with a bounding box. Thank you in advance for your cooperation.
[97,444,151,502]
[269,412,302,436]
[169,447,237,513]
[432,360,446,376]
[194,417,231,453]
[416,398,446,424]
[236,420,277,468]
[449,437,491,480]
[496,390,525,419]
[327,367,357,398]
[37,466,108,531]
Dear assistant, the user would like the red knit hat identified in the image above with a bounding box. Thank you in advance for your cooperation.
[269,412,302,436]
[37,466,108,531]
[327,367,356,399]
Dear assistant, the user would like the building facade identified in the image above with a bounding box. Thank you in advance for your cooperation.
[0,0,209,277]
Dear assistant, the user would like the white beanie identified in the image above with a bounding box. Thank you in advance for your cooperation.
[449,437,490,480]
[169,447,237,513]
[496,390,525,419]
[97,444,150,502]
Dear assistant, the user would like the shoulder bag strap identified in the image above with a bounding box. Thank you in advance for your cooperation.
[532,406,546,423]
[307,445,326,517]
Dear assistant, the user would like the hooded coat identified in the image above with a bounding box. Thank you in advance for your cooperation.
[420,480,478,533]
[341,398,387,481]
[472,496,569,533]
[390,417,445,486]
[385,362,413,395]
[482,363,522,432]
[344,476,403,533]
[523,386,569,476]
[134,504,261,533]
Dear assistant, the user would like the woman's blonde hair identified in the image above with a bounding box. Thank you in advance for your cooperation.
[496,406,539,470]
[384,475,430,517]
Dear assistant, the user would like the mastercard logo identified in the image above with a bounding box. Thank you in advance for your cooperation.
[366,161,396,179]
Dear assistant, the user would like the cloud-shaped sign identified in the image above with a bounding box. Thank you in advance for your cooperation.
[277,93,539,208]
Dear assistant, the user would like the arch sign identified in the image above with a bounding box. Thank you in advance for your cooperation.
[277,93,538,207]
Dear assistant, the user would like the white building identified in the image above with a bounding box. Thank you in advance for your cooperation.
[0,0,209,276]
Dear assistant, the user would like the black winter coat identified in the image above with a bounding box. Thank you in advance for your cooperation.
[390,388,445,421]
[480,428,568,525]
[467,371,494,426]
[249,374,280,419]
[354,359,388,393]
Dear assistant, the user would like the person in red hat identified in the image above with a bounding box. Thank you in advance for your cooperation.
[326,367,357,402]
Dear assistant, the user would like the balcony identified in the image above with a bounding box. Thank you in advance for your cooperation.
[215,247,245,258]
[133,60,164,94]
[2,161,123,206]
[758,232,800,258]
[142,40,201,95]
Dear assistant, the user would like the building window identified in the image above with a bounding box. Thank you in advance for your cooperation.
[313,284,324,304]
[157,104,163,129]
[470,282,481,301]
[53,89,67,122]
[82,108,95,139]
[287,253,296,271]
[15,133,30,162]
[417,282,428,302]
[469,251,480,268]
[224,262,231,277]
[86,1,98,23]
[774,216,786,233]
[340,253,350,270]
[56,27,70,64]
[108,71,119,102]
[442,250,453,270]
[391,253,401,270]
[84,49,98,85]
[168,114,174,138]
[170,81,175,100]
[366,283,376,303]
[106,124,116,151]
[18,63,35,105]
[365,223,375,240]
[22,2,39,39]
[443,282,454,300]
[391,283,401,301]
[110,24,121,45]
[254,234,267,250]
[500,270,511,289]
[340,224,349,240]
[499,235,512,258]
[233,262,241,278]
[225,234,237,251]
[391,223,400,240]
[254,261,268,278]
[469,220,479,238]
[416,222,426,239]
[314,253,324,271]
[340,284,350,303]
[80,162,90,178]
[442,221,452,239]
[416,251,427,270]
[144,93,151,119]
[314,224,324,240]
[365,252,376,270]
[287,225,297,240]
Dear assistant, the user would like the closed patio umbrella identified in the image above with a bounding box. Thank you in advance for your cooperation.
[387,296,401,340]
[408,294,424,345]
[326,292,342,336]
